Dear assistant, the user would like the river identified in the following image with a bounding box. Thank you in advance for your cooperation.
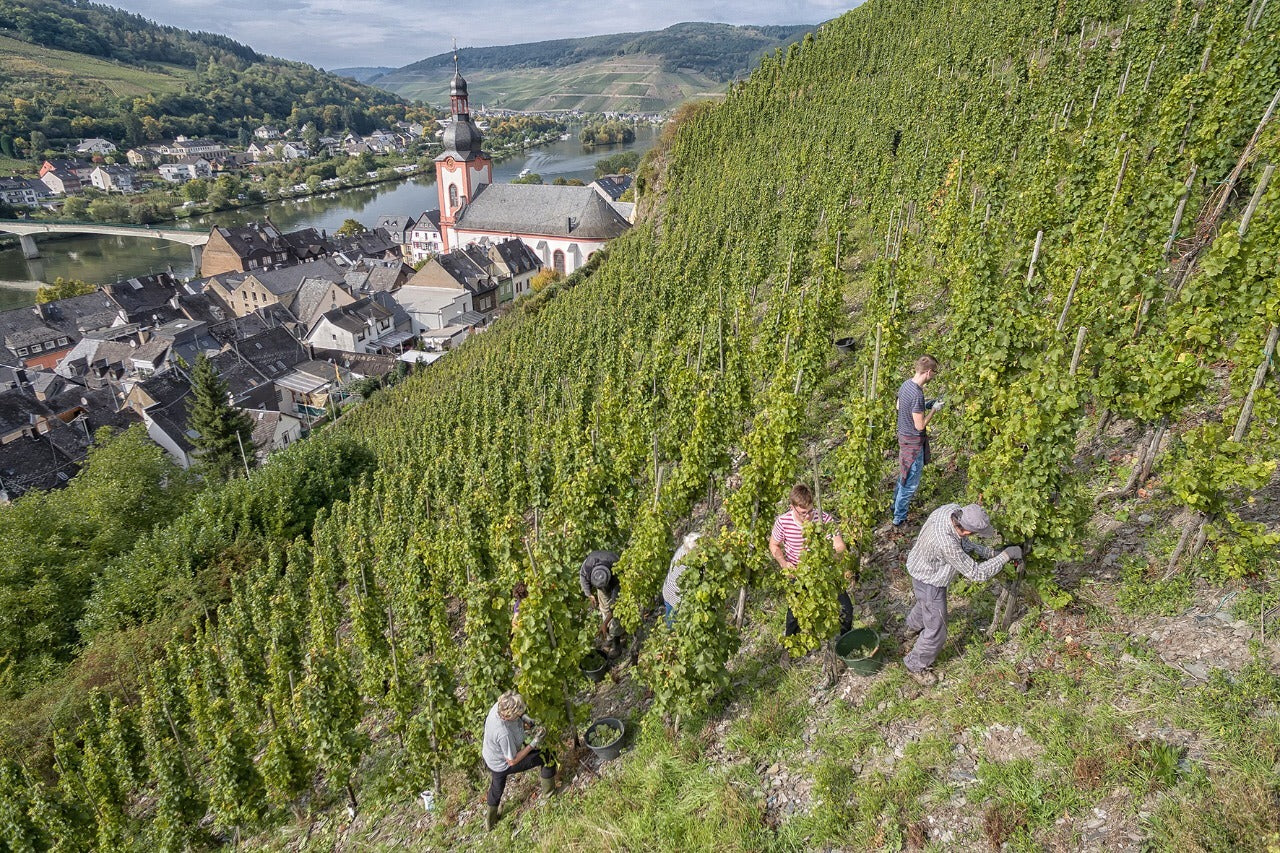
[0,126,658,311]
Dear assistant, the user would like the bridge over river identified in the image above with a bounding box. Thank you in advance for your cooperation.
[0,220,208,269]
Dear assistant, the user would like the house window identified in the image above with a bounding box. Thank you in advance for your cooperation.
[16,347,28,356]
[553,250,565,275]
[30,343,41,353]
[448,184,459,210]
[57,337,67,346]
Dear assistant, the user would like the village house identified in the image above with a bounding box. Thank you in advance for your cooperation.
[89,165,136,193]
[254,125,281,140]
[158,157,212,183]
[39,167,82,196]
[377,215,416,256]
[288,274,358,329]
[280,142,310,161]
[343,259,414,295]
[0,380,60,444]
[0,369,139,501]
[408,245,502,316]
[225,326,309,397]
[40,159,95,182]
[126,146,163,167]
[103,272,183,326]
[407,210,444,262]
[275,360,355,424]
[0,177,49,207]
[158,137,232,160]
[329,228,401,263]
[388,280,481,350]
[126,371,197,468]
[247,408,303,462]
[245,142,273,162]
[0,292,127,369]
[74,138,117,157]
[304,297,396,354]
[201,222,307,276]
[482,237,542,303]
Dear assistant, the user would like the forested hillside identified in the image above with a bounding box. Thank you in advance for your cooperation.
[0,0,412,156]
[1,0,1277,849]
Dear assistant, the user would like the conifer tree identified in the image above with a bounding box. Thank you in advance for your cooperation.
[186,354,255,481]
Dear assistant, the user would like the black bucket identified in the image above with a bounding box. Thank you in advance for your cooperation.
[834,336,859,354]
[579,650,608,683]
[585,717,625,761]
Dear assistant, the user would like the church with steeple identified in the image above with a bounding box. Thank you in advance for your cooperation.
[434,58,632,275]
[434,57,493,239]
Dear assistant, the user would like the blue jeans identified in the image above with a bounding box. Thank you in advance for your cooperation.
[892,453,925,525]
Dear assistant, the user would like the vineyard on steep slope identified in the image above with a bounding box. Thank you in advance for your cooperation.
[1,0,1278,848]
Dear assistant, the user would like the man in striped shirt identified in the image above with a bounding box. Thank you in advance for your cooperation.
[903,503,1023,684]
[769,483,853,647]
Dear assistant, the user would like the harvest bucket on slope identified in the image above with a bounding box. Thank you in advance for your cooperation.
[836,628,882,675]
[584,717,625,761]
[580,650,608,683]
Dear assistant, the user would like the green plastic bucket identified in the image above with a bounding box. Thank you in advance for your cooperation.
[836,628,882,675]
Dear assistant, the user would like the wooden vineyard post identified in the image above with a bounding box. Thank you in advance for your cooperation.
[1164,164,1199,263]
[1070,326,1088,375]
[734,507,757,630]
[1056,267,1083,333]
[812,452,840,687]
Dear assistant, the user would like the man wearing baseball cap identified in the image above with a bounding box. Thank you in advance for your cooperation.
[902,503,1023,684]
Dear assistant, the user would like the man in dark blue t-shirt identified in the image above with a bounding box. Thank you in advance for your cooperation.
[892,355,942,528]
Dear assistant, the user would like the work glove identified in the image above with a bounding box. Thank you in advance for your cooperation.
[1002,545,1023,561]
[929,398,945,411]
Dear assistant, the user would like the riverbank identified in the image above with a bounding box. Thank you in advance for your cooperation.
[0,125,659,300]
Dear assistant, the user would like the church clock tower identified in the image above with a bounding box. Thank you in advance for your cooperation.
[434,55,492,252]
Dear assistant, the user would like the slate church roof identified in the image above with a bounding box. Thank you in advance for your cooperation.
[454,184,632,241]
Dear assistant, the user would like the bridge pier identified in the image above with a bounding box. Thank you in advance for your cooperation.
[18,234,39,260]
[190,244,203,273]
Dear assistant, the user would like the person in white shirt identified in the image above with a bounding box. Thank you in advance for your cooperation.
[482,691,555,829]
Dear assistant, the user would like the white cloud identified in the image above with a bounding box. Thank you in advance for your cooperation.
[105,0,858,69]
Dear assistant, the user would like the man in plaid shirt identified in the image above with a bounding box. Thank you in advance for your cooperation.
[903,503,1023,684]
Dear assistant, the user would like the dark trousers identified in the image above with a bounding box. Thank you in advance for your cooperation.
[785,591,854,638]
[487,748,556,807]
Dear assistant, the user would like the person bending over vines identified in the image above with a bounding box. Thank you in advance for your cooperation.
[579,550,626,658]
[902,504,1021,685]
[481,691,556,830]
[769,483,852,665]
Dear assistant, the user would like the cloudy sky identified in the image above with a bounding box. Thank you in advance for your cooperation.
[106,0,859,71]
